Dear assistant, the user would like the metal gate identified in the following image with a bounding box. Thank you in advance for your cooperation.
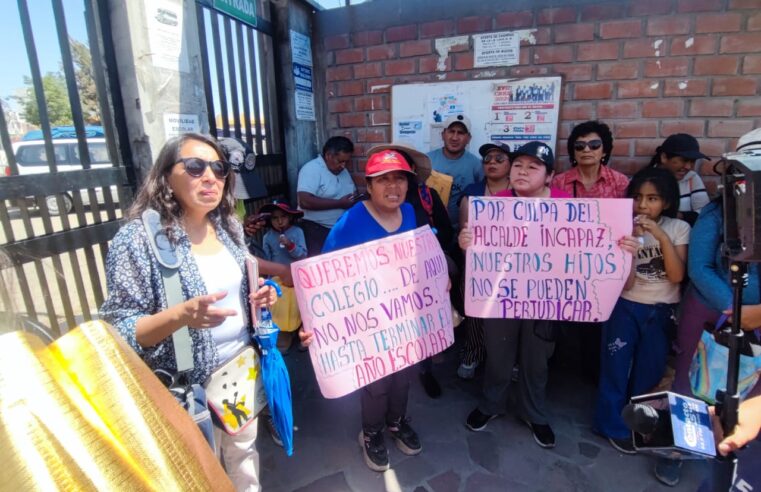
[0,0,132,337]
[195,0,287,212]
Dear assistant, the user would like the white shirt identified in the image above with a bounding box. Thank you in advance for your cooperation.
[622,216,691,305]
[193,248,248,364]
[679,170,710,215]
[296,155,356,227]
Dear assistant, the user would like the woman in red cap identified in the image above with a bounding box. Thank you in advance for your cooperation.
[319,148,422,472]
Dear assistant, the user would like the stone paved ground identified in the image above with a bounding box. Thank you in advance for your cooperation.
[258,343,710,492]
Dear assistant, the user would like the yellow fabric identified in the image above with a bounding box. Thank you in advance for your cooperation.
[0,321,233,492]
[426,170,453,206]
[269,277,301,332]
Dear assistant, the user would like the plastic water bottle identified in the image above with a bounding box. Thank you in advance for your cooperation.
[257,307,278,337]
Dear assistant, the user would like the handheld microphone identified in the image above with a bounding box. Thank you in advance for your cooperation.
[623,391,716,459]
[622,403,660,434]
[621,403,673,448]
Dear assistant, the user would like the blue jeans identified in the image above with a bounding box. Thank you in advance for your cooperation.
[595,298,673,439]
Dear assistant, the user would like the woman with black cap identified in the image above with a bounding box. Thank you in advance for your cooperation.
[459,142,570,450]
[454,143,511,380]
[647,133,711,226]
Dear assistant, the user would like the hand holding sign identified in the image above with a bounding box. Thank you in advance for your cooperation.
[464,196,633,322]
[292,226,453,399]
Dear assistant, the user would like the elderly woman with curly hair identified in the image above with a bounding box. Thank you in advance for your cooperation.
[551,121,630,385]
[100,133,277,491]
[551,120,629,199]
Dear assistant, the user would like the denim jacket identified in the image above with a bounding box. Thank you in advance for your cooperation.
[99,214,251,385]
[688,201,760,312]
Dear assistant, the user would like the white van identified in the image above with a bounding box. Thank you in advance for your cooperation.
[8,137,118,215]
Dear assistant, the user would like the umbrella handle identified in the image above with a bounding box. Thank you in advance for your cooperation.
[263,279,282,297]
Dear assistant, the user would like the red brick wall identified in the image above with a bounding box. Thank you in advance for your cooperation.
[316,0,761,189]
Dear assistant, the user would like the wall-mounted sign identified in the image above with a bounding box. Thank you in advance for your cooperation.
[212,0,257,28]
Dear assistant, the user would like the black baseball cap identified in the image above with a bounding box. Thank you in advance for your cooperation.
[478,143,511,158]
[510,141,555,172]
[660,133,710,161]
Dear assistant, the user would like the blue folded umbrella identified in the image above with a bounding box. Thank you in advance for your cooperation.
[256,280,294,456]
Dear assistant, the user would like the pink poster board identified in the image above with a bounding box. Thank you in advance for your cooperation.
[464,197,634,322]
[292,226,454,399]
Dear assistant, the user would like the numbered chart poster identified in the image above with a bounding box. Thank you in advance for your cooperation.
[392,76,562,154]
[487,77,560,150]
[464,197,633,323]
[292,226,453,399]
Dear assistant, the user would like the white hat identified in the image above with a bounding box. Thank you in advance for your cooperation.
[442,114,471,133]
[736,128,761,152]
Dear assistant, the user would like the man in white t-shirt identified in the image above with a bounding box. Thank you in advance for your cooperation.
[297,136,358,256]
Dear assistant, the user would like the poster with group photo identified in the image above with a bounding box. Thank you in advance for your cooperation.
[392,76,561,154]
[464,197,633,322]
[292,226,454,399]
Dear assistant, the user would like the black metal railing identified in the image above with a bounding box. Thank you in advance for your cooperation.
[0,0,131,338]
[195,1,287,207]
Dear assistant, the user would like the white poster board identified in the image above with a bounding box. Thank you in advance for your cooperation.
[391,76,562,154]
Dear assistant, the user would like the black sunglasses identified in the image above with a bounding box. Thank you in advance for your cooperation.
[178,157,231,179]
[483,155,509,164]
[573,139,603,152]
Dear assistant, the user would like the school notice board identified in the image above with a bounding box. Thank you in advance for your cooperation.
[391,76,561,154]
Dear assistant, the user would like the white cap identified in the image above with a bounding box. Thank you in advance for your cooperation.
[442,114,471,133]
[736,128,761,152]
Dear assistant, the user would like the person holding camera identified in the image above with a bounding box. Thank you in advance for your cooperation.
[655,129,761,486]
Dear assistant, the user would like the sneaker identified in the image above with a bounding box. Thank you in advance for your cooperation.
[465,408,497,432]
[523,420,556,448]
[264,414,283,448]
[419,370,442,399]
[457,361,478,379]
[388,417,422,455]
[359,430,389,471]
[654,457,682,487]
[608,436,636,455]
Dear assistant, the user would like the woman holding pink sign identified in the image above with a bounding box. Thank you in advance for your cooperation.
[459,142,570,449]
[319,146,422,472]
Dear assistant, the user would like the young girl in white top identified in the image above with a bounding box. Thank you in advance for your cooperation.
[594,167,690,454]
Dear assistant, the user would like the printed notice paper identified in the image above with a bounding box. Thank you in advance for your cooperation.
[292,226,453,399]
[464,197,633,322]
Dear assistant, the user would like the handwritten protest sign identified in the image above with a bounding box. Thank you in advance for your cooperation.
[465,197,633,322]
[292,226,453,399]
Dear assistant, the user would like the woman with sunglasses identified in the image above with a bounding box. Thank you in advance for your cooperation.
[101,133,277,491]
[454,143,511,380]
[551,120,629,199]
[551,121,630,386]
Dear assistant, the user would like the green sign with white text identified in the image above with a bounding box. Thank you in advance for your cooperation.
[212,0,257,28]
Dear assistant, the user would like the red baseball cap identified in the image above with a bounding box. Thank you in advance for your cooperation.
[364,149,415,178]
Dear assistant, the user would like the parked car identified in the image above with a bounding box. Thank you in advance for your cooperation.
[8,136,118,215]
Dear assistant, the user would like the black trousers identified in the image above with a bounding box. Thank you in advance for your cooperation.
[361,367,412,433]
[300,219,331,257]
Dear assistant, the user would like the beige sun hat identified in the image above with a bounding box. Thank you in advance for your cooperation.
[367,142,432,183]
